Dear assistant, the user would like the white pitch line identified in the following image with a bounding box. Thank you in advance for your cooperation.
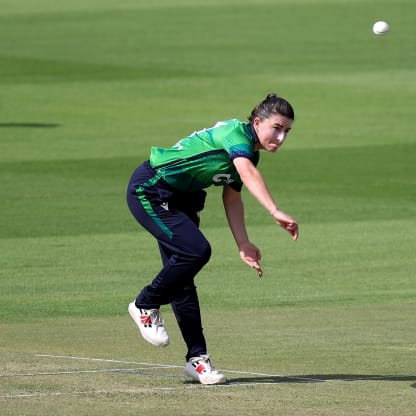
[0,388,179,399]
[0,380,303,400]
[2,378,279,400]
[222,369,326,383]
[34,353,327,383]
[0,392,75,399]
[0,367,175,378]
[35,354,181,369]
[1,353,394,400]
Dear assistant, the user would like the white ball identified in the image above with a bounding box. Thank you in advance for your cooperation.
[373,21,390,35]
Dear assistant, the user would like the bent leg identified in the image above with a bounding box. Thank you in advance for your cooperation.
[127,167,210,358]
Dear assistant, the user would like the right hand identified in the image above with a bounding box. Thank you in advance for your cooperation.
[272,210,299,241]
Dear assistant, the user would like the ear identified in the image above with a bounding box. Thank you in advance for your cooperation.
[252,117,261,128]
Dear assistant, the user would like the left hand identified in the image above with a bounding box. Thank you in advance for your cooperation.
[239,241,263,277]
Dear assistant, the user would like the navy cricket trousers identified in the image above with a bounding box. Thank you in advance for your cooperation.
[126,161,211,360]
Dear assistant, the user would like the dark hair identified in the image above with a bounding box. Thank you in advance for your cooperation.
[248,93,295,122]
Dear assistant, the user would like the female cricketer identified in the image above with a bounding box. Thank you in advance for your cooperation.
[126,93,299,385]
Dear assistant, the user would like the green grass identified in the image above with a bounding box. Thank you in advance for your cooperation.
[1,0,416,414]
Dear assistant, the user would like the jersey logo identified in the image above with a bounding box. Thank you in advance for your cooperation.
[172,141,184,150]
[213,173,234,184]
[160,202,169,211]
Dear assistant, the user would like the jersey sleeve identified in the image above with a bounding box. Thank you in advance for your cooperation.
[228,150,260,192]
[222,122,255,161]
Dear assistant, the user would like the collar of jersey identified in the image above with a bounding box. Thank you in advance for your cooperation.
[248,123,259,146]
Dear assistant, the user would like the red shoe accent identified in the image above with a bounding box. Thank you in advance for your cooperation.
[140,315,152,326]
[195,364,206,374]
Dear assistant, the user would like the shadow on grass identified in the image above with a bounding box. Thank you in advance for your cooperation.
[228,374,416,388]
[0,122,60,128]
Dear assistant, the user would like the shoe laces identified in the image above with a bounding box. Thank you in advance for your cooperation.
[148,309,164,326]
[190,354,216,372]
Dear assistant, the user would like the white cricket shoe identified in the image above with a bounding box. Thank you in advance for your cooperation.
[184,355,226,385]
[128,302,169,347]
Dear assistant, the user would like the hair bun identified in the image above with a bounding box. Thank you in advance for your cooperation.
[248,93,295,122]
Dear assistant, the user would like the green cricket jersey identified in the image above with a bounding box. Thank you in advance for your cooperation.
[149,119,259,192]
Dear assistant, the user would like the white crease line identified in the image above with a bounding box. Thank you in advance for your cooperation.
[35,354,181,369]
[0,367,176,378]
[0,389,172,399]
[34,353,326,383]
[222,369,326,383]
[1,392,75,399]
[0,381,296,399]
[0,353,401,400]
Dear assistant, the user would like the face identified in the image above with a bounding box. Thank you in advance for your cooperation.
[252,113,293,152]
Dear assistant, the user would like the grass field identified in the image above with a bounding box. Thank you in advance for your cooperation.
[1,0,415,414]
